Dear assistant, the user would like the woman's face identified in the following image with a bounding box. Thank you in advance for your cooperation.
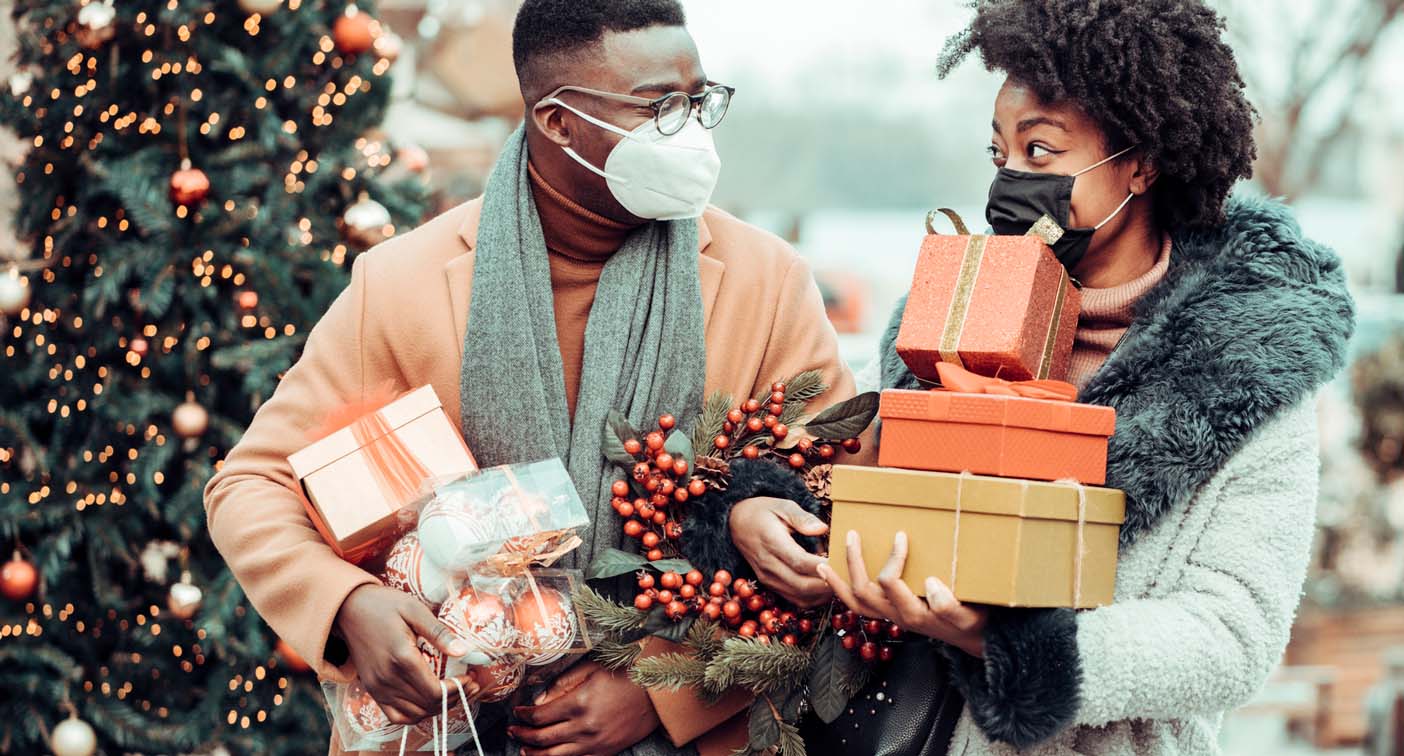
[988,79,1149,236]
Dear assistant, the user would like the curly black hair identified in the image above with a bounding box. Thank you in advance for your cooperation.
[512,0,686,103]
[939,0,1257,230]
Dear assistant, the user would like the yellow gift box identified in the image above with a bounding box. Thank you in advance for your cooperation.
[827,465,1125,608]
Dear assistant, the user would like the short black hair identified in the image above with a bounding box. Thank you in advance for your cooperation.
[512,0,687,102]
[939,0,1257,230]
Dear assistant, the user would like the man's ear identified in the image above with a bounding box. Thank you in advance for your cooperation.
[530,101,573,148]
[1130,154,1160,195]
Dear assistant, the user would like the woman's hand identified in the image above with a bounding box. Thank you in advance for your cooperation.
[510,661,661,756]
[817,530,988,658]
[728,496,834,608]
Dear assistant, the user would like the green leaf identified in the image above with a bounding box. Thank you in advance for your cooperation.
[649,557,695,575]
[586,548,649,580]
[642,606,696,643]
[808,634,865,724]
[802,392,880,442]
[747,697,781,752]
[664,428,695,478]
[603,410,639,467]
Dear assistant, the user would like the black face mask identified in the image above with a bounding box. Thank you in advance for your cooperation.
[984,146,1137,272]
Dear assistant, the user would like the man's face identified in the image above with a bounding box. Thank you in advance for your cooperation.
[531,25,709,221]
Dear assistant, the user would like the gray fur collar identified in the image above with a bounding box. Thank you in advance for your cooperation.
[879,195,1355,544]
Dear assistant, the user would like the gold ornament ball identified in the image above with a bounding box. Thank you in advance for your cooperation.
[0,272,30,316]
[172,400,209,439]
[2,555,38,601]
[167,575,203,620]
[333,6,378,55]
[170,165,211,206]
[75,2,116,49]
[342,196,392,247]
[237,0,283,14]
[51,712,97,756]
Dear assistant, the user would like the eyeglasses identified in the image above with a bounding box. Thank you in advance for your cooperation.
[540,83,735,136]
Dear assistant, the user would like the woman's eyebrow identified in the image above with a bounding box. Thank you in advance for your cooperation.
[1017,116,1069,133]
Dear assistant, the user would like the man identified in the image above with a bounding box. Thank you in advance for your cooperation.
[203,1,851,754]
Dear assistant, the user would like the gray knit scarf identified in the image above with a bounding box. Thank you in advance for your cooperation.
[458,125,707,574]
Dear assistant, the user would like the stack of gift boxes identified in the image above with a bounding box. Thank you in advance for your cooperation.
[286,385,592,752]
[827,224,1127,609]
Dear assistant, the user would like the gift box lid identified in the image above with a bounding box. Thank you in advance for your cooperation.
[830,465,1125,525]
[879,389,1116,437]
[288,385,455,478]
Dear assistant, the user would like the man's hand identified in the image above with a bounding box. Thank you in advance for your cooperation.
[729,496,833,608]
[817,530,988,658]
[509,661,661,756]
[334,584,479,725]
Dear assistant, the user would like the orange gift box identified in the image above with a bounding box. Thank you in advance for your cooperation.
[878,388,1115,484]
[288,385,479,565]
[895,233,1080,382]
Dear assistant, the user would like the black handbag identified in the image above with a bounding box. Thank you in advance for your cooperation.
[800,637,964,756]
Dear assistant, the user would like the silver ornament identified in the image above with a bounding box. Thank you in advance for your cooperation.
[167,571,203,620]
[237,0,283,14]
[0,271,31,317]
[342,195,392,248]
[51,713,97,756]
[8,71,33,97]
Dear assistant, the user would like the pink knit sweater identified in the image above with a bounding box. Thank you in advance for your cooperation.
[1067,235,1173,390]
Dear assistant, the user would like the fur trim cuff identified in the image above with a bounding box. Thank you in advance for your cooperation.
[680,459,825,577]
[944,608,1082,749]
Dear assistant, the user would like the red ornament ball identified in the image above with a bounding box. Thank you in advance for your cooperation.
[341,680,399,743]
[645,432,665,451]
[2,555,38,601]
[746,417,764,433]
[641,531,660,549]
[843,438,863,454]
[623,520,644,538]
[660,571,682,590]
[332,6,378,55]
[714,569,733,585]
[713,434,731,450]
[742,399,761,414]
[637,572,656,590]
[438,586,516,656]
[170,165,211,205]
[512,585,578,666]
[788,453,805,469]
[236,290,260,310]
[655,453,674,471]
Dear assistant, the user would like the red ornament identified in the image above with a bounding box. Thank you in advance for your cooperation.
[679,584,696,599]
[657,589,673,604]
[818,444,835,460]
[659,572,682,590]
[770,391,786,405]
[236,290,259,310]
[170,163,211,205]
[879,645,895,663]
[130,337,149,356]
[341,680,399,743]
[733,580,755,599]
[672,459,689,477]
[637,573,656,590]
[746,595,765,612]
[655,453,674,471]
[713,434,731,450]
[641,531,660,549]
[841,634,858,650]
[722,600,741,619]
[511,585,577,666]
[276,638,311,672]
[673,488,689,504]
[772,423,789,441]
[738,622,757,638]
[653,511,669,527]
[768,403,784,416]
[772,382,787,393]
[466,654,525,703]
[714,570,733,585]
[333,5,378,55]
[746,417,764,433]
[2,554,37,601]
[623,520,644,538]
[708,582,726,597]
[645,432,665,451]
[703,603,721,621]
[859,642,878,662]
[438,586,516,656]
[742,399,761,414]
[378,533,451,607]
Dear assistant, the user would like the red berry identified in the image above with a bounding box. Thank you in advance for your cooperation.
[651,493,669,508]
[879,645,895,662]
[714,434,731,450]
[638,502,656,519]
[782,634,799,646]
[635,593,654,611]
[799,619,814,634]
[864,619,882,635]
[770,391,786,405]
[688,479,707,497]
[638,573,656,590]
[758,609,776,626]
[659,479,675,496]
[771,382,787,393]
[612,480,630,498]
[673,488,689,503]
[780,611,797,624]
[646,432,665,451]
[843,438,862,454]
[644,476,660,493]
[727,409,745,425]
[659,414,676,430]
[642,531,661,549]
[738,622,757,638]
[733,580,755,599]
[633,462,651,480]
[655,452,674,470]
[746,417,764,433]
[680,584,697,599]
[764,415,779,430]
[887,623,903,640]
[624,521,644,538]
[660,572,683,589]
[714,570,733,585]
[647,548,664,561]
[723,421,735,433]
[818,444,835,460]
[742,399,761,414]
[664,519,682,537]
[768,403,784,416]
[618,501,636,518]
[672,459,689,477]
[841,634,858,650]
[722,600,742,619]
[703,603,722,621]
[772,423,789,440]
[789,453,805,469]
[655,589,672,604]
[708,582,726,597]
[624,438,643,456]
[831,614,845,630]
[742,445,760,460]
[685,570,704,586]
[746,595,765,612]
[709,595,724,606]
[860,642,878,662]
[797,438,813,453]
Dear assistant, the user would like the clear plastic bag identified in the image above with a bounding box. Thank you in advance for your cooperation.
[322,676,484,754]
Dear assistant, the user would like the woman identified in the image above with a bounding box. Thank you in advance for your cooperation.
[820,0,1355,753]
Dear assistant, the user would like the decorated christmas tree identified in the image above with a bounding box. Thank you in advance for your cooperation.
[0,0,424,752]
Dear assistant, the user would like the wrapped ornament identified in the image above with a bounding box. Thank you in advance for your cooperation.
[510,584,577,667]
[379,532,451,607]
[465,654,525,703]
[437,585,515,662]
[337,681,400,746]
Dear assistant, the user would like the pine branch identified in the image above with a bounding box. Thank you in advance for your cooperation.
[777,720,806,756]
[592,638,645,672]
[705,637,812,694]
[692,390,736,458]
[573,584,648,636]
[685,619,726,661]
[782,370,828,403]
[630,652,707,691]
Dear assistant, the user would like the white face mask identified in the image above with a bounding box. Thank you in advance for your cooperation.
[545,98,722,221]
